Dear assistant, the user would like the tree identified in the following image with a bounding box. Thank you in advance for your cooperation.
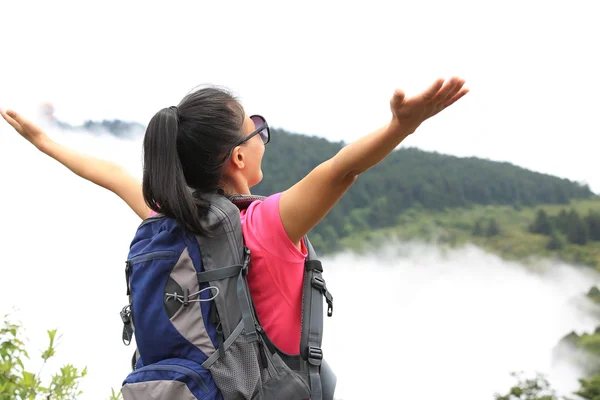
[495,371,600,400]
[368,196,391,229]
[486,218,501,237]
[575,373,600,399]
[588,286,600,298]
[494,372,560,400]
[566,209,589,245]
[473,218,484,236]
[585,210,600,241]
[530,209,553,235]
[546,230,565,250]
[0,316,122,400]
[554,209,570,234]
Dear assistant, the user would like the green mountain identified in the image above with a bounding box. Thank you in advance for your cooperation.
[252,128,595,254]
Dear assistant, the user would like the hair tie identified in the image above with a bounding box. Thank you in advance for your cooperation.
[169,106,179,117]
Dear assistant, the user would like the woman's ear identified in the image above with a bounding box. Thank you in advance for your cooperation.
[230,146,245,169]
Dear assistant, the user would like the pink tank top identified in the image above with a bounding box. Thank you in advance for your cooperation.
[240,193,307,355]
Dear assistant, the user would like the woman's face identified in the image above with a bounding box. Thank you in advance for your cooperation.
[237,113,266,188]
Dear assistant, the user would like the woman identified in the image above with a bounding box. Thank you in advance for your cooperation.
[1,77,467,358]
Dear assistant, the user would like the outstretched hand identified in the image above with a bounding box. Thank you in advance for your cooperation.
[390,77,468,135]
[0,109,49,149]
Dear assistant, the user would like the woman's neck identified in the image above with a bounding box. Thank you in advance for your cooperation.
[219,181,251,197]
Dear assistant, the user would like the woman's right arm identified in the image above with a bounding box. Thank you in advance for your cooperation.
[279,77,469,247]
[1,109,150,220]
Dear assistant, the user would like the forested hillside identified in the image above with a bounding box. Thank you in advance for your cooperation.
[252,128,595,253]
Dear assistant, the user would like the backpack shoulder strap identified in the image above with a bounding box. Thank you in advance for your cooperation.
[227,193,266,211]
[301,237,333,400]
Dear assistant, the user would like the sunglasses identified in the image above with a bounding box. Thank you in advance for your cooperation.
[236,115,270,146]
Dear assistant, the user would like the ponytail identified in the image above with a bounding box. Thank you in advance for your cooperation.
[142,107,210,235]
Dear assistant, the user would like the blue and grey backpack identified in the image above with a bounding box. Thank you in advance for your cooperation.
[118,193,336,400]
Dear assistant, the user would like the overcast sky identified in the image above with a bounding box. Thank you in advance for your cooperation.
[1,0,598,191]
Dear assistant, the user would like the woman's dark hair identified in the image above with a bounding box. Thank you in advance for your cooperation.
[142,85,245,234]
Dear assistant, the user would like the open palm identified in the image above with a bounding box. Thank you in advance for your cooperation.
[390,77,468,134]
[0,109,48,148]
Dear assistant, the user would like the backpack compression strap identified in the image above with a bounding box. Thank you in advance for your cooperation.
[301,238,334,400]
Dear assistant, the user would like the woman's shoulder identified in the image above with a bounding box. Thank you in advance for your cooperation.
[240,192,281,233]
[241,193,307,262]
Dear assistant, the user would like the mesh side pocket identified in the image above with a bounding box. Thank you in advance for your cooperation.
[205,329,265,399]
[260,351,310,400]
[203,322,311,400]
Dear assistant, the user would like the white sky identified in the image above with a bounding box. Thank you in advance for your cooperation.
[1,0,599,191]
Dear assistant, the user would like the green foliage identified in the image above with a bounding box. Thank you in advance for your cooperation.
[487,218,501,237]
[575,373,600,399]
[585,211,600,242]
[472,217,501,237]
[109,388,123,400]
[556,209,570,233]
[0,316,85,399]
[473,218,484,236]
[578,334,600,360]
[529,208,600,248]
[546,230,565,251]
[494,372,561,400]
[495,371,600,400]
[588,286,600,302]
[0,316,122,400]
[339,199,600,269]
[567,209,589,246]
[530,209,553,235]
[553,328,600,385]
[502,315,600,399]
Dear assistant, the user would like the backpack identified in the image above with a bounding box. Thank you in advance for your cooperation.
[118,193,336,400]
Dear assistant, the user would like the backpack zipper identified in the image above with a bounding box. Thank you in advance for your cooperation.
[128,250,177,265]
[130,363,210,393]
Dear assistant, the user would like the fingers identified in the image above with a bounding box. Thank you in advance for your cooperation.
[6,109,26,126]
[443,78,466,103]
[0,109,23,133]
[390,88,406,109]
[422,78,445,101]
[431,77,464,104]
[443,87,469,108]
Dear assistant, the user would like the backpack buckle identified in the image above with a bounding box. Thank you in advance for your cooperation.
[311,276,325,290]
[311,276,334,316]
[307,346,323,366]
[325,291,333,317]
